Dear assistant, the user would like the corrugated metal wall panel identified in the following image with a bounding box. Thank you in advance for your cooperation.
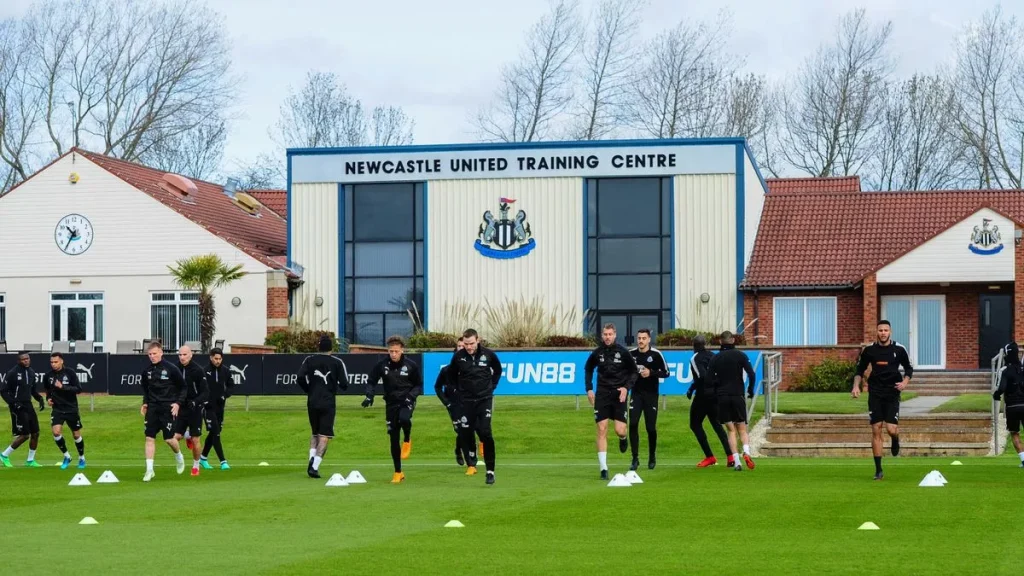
[674,174,736,332]
[427,177,583,336]
[291,183,339,332]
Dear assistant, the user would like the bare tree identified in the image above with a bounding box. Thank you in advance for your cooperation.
[371,105,414,146]
[224,152,285,190]
[142,117,227,181]
[0,18,41,191]
[474,0,582,142]
[624,12,736,138]
[568,0,645,140]
[777,9,893,177]
[869,75,970,191]
[273,70,369,148]
[950,5,1024,189]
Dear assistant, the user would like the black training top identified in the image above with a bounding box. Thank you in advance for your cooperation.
[629,347,669,393]
[584,342,638,392]
[1,365,42,407]
[687,349,716,397]
[367,355,423,404]
[45,367,82,411]
[447,346,502,401]
[141,360,187,406]
[708,345,756,397]
[855,341,913,397]
[297,353,350,408]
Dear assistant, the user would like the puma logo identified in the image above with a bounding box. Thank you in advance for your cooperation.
[229,365,248,379]
[76,363,94,379]
[313,370,330,385]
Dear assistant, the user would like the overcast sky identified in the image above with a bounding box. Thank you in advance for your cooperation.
[2,0,1022,175]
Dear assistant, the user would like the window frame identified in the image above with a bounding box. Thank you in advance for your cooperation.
[0,293,5,343]
[772,296,839,346]
[49,292,105,351]
[150,291,200,350]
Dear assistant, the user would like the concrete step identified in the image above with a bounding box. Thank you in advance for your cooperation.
[770,414,991,429]
[760,442,990,457]
[911,374,991,383]
[765,427,991,444]
[914,390,989,396]
[910,381,990,388]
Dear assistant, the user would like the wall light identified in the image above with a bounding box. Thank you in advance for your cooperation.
[231,297,241,307]
[700,293,710,304]
[314,296,324,307]
[1016,229,1022,246]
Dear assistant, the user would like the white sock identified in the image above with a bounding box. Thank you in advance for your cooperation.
[193,460,200,469]
[27,449,36,460]
[175,451,184,462]
[2,446,12,457]
[313,456,322,470]
[309,448,316,459]
[598,451,608,470]
[63,452,70,458]
[733,453,740,466]
[743,444,750,455]
[146,459,154,472]
[201,455,208,461]
[1018,451,1024,463]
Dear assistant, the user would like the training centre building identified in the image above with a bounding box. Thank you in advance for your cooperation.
[742,176,1024,374]
[0,149,293,354]
[285,137,768,348]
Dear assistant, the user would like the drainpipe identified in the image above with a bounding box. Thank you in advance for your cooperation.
[753,288,760,342]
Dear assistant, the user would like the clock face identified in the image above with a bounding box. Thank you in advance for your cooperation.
[54,214,94,255]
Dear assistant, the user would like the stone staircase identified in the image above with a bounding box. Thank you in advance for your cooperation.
[759,413,992,457]
[908,371,990,396]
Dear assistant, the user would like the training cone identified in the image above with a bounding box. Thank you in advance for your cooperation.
[258,462,270,467]
[607,473,632,487]
[858,522,880,530]
[918,471,944,487]
[96,470,119,484]
[79,517,98,525]
[951,461,963,466]
[325,473,349,487]
[345,470,367,484]
[444,520,464,528]
[68,473,91,486]
[624,470,644,484]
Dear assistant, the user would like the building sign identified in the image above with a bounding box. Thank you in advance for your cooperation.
[475,197,535,259]
[290,144,736,183]
[969,218,1003,255]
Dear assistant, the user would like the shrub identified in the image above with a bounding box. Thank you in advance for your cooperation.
[407,331,461,350]
[480,296,581,348]
[538,334,596,348]
[656,329,747,347]
[791,357,857,392]
[265,329,345,353]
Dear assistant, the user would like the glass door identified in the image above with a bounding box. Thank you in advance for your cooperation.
[50,293,104,351]
[880,295,944,369]
[594,312,663,347]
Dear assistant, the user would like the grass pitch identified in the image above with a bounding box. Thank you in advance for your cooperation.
[0,395,1018,575]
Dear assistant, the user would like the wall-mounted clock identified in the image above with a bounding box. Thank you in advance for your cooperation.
[55,214,94,255]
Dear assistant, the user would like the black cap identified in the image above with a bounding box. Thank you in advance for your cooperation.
[318,335,333,352]
[1005,342,1020,364]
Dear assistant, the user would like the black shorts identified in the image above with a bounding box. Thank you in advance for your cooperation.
[10,405,40,436]
[385,400,415,434]
[50,408,82,431]
[868,394,900,425]
[594,388,627,423]
[1006,406,1024,432]
[717,396,747,424]
[463,397,494,436]
[144,404,176,440]
[174,405,203,438]
[308,404,335,438]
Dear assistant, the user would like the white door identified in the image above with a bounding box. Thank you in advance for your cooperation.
[50,293,104,351]
[880,295,945,369]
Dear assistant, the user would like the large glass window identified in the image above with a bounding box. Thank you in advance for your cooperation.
[150,292,200,349]
[50,292,105,352]
[344,182,424,345]
[586,177,672,345]
[773,297,838,345]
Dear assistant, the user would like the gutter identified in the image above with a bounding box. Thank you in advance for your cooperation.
[739,284,857,291]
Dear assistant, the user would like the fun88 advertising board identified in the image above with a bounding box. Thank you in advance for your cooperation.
[420,350,765,396]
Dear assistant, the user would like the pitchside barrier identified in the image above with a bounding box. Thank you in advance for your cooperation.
[0,350,767,411]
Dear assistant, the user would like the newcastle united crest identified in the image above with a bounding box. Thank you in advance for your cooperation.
[969,218,1003,255]
[474,197,536,259]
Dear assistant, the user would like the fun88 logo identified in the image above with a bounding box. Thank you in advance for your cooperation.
[495,351,590,395]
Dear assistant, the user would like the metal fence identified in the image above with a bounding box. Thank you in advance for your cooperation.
[990,350,1005,455]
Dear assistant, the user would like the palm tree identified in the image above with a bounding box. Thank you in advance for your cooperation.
[167,254,246,352]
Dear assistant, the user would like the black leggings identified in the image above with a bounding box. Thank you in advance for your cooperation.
[690,396,731,458]
[387,402,414,472]
[461,398,495,472]
[629,390,658,459]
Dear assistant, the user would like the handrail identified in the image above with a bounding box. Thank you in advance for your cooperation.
[991,351,1005,455]
[748,351,783,425]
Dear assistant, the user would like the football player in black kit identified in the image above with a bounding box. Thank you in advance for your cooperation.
[175,345,209,477]
[445,329,502,485]
[364,335,423,484]
[297,335,350,478]
[140,341,189,482]
[708,331,757,471]
[686,335,733,468]
[993,342,1024,467]
[584,323,638,480]
[435,336,468,466]
[45,352,87,470]
[200,347,233,471]
[852,320,913,480]
[628,328,668,471]
[0,352,45,468]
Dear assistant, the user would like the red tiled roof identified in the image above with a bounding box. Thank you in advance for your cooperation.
[74,149,289,273]
[742,188,1024,288]
[765,176,861,194]
[247,189,286,218]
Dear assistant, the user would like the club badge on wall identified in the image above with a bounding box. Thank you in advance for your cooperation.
[969,218,1003,255]
[474,197,536,259]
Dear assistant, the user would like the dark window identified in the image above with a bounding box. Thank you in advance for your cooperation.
[586,176,672,345]
[343,183,424,345]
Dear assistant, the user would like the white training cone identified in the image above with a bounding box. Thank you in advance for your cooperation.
[325,473,349,487]
[258,462,270,467]
[858,522,880,530]
[918,471,944,487]
[346,470,367,484]
[444,520,464,528]
[79,517,98,525]
[607,473,632,487]
[624,470,644,484]
[951,461,963,466]
[96,470,119,484]
[933,471,948,484]
[68,473,91,486]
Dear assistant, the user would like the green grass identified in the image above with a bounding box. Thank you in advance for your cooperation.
[0,395,1019,575]
[931,394,994,413]
[777,391,918,414]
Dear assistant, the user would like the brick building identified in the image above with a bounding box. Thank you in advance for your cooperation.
[742,176,1024,378]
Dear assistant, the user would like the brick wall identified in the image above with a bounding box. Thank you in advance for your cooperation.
[743,289,863,346]
[763,345,863,390]
[862,274,877,342]
[266,271,289,335]
[1017,228,1024,343]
